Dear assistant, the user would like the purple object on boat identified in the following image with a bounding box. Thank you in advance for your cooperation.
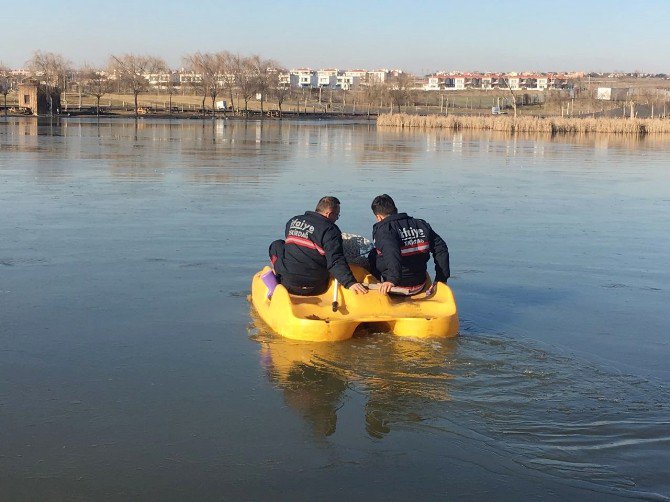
[261,269,278,298]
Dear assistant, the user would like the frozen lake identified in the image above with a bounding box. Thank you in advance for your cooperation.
[1,117,669,500]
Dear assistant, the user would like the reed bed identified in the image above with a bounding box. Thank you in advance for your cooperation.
[377,113,670,134]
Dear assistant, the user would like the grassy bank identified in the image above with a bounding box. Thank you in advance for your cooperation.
[377,113,670,134]
[1,91,378,117]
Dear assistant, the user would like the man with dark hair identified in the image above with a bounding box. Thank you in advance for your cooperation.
[269,196,368,296]
[368,194,450,295]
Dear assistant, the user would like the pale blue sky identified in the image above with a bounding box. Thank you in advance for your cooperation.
[3,0,669,73]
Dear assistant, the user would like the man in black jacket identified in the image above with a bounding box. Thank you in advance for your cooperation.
[368,194,450,295]
[269,196,368,296]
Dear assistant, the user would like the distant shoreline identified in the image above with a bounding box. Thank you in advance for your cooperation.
[4,110,670,135]
[377,113,670,134]
[0,109,376,121]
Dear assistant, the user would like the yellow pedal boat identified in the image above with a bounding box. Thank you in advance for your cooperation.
[250,264,459,342]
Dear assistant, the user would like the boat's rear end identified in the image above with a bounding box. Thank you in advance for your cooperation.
[251,267,358,342]
[250,266,459,341]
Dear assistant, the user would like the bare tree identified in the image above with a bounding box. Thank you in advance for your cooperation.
[109,54,166,117]
[26,51,72,89]
[268,66,290,117]
[183,53,209,115]
[363,82,385,117]
[81,66,111,115]
[544,89,570,116]
[388,73,414,114]
[0,63,10,116]
[249,56,280,115]
[164,71,178,115]
[217,51,236,114]
[232,55,257,116]
[184,52,226,116]
[26,51,72,112]
[500,75,519,117]
[182,67,207,115]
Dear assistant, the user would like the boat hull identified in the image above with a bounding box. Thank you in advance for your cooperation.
[250,265,459,342]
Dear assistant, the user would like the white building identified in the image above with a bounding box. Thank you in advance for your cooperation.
[179,71,202,86]
[424,76,441,91]
[423,72,565,91]
[337,75,360,90]
[317,69,338,88]
[10,69,31,78]
[422,74,465,91]
[597,87,629,101]
[481,76,496,89]
[278,72,298,88]
[215,73,235,88]
[345,69,367,81]
[145,72,180,88]
[367,69,388,84]
[292,68,318,88]
[506,77,521,90]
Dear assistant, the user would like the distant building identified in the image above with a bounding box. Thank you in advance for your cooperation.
[507,77,521,90]
[447,76,466,90]
[424,74,472,91]
[424,76,442,91]
[422,71,573,91]
[179,70,202,86]
[597,87,629,101]
[344,69,367,81]
[337,74,360,90]
[10,69,30,78]
[293,68,318,88]
[17,81,61,115]
[278,72,298,88]
[481,75,495,89]
[367,70,388,84]
[145,71,180,89]
[317,69,338,88]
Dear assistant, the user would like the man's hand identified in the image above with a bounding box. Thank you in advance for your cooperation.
[349,283,368,294]
[379,281,395,295]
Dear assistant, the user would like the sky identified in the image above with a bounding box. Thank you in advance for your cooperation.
[2,0,669,74]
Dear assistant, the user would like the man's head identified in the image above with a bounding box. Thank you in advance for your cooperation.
[371,194,398,221]
[316,196,341,222]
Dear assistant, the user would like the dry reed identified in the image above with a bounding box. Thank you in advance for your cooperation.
[377,113,670,135]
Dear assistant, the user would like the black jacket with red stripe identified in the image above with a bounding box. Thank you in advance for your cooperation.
[372,212,450,287]
[282,211,357,290]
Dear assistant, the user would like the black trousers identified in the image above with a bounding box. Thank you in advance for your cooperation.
[367,248,426,292]
[367,248,382,280]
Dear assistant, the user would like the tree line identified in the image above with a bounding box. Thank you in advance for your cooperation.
[0,50,290,117]
[0,51,425,118]
[6,51,663,119]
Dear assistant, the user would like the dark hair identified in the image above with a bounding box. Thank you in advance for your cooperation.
[315,196,341,213]
[371,194,397,216]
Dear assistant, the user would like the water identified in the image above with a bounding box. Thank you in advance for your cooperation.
[1,117,669,500]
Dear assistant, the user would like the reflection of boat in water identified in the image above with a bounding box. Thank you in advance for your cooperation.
[252,322,456,438]
[250,264,459,342]
[259,339,347,437]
